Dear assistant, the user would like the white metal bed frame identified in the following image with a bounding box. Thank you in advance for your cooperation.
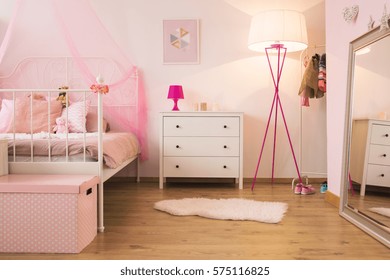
[0,57,141,232]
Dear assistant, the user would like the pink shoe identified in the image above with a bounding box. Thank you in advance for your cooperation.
[301,185,316,195]
[294,183,303,194]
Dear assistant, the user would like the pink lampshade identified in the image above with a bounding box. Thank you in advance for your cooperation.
[167,85,184,99]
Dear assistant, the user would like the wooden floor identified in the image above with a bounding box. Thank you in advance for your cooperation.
[1,181,389,260]
[348,186,390,227]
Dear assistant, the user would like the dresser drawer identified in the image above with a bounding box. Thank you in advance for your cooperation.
[164,137,239,157]
[366,164,390,187]
[163,157,239,177]
[368,144,390,165]
[370,124,390,145]
[163,116,240,137]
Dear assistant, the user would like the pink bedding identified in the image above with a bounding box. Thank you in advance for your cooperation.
[5,132,139,168]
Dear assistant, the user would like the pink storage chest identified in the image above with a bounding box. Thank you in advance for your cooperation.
[0,174,99,253]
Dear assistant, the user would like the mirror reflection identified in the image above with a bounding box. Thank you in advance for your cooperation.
[348,32,390,230]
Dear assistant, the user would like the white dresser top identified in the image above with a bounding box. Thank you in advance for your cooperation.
[160,111,244,117]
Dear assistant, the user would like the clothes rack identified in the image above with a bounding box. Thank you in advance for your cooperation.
[295,44,327,187]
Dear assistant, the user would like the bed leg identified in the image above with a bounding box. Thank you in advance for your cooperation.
[136,157,140,183]
[98,181,105,233]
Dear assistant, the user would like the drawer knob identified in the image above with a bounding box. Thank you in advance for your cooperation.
[383,154,387,157]
[223,145,227,149]
[223,165,227,169]
[223,125,227,128]
[176,145,180,148]
[380,174,385,177]
[385,134,389,137]
[176,165,180,168]
[176,125,180,128]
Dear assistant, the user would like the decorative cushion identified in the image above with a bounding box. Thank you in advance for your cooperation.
[86,110,109,132]
[0,99,13,133]
[61,100,91,133]
[0,98,63,133]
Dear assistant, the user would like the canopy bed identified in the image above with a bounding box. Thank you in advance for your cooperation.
[0,0,148,232]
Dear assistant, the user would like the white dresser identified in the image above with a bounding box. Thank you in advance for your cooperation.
[159,112,243,189]
[350,119,390,196]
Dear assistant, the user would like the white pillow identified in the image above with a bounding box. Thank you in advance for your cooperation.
[61,100,91,133]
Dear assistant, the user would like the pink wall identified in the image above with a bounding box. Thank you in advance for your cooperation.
[326,0,388,196]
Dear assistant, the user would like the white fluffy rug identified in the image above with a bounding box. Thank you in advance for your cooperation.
[154,198,288,224]
[369,207,390,218]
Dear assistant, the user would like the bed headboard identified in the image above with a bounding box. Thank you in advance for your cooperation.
[0,56,139,132]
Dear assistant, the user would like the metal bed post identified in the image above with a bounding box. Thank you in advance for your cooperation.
[97,80,105,233]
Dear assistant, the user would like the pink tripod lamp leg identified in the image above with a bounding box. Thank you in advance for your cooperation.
[251,44,302,192]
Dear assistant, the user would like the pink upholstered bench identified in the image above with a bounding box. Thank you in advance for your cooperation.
[0,174,99,253]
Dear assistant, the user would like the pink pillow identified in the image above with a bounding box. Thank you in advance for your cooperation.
[0,98,63,133]
[86,111,109,132]
[61,100,91,133]
[0,99,13,132]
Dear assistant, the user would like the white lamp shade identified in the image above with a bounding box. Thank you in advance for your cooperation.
[248,10,308,53]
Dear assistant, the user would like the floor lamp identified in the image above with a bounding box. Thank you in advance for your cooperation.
[248,10,313,193]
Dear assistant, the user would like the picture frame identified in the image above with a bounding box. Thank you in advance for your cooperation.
[163,19,200,64]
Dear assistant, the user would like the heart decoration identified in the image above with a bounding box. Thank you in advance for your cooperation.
[342,5,359,23]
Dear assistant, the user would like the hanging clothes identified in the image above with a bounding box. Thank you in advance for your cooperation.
[318,53,326,92]
[298,54,325,106]
[301,96,310,107]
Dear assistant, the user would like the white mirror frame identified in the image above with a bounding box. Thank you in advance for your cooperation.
[340,26,390,248]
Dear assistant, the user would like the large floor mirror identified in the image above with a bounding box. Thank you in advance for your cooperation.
[341,25,390,248]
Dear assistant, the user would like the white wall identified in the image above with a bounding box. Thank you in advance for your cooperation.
[0,0,326,180]
[326,0,390,197]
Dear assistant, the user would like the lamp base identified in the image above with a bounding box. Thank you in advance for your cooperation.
[171,98,180,111]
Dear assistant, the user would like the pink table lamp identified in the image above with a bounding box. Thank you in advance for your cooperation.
[167,85,184,111]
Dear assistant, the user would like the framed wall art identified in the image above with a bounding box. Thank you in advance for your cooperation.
[163,19,200,64]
